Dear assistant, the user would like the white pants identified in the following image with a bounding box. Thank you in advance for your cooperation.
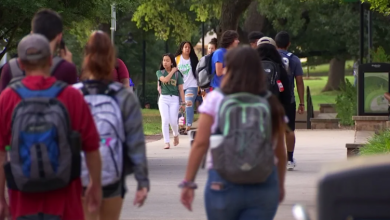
[158,95,180,143]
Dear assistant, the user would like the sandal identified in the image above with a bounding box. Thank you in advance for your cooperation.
[164,143,170,149]
[174,135,179,146]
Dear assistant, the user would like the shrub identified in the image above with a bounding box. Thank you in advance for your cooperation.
[136,82,159,109]
[360,130,390,156]
[335,78,357,126]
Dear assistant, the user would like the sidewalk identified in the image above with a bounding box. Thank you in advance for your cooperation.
[120,129,354,220]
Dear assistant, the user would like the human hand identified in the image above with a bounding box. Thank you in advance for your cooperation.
[171,67,178,73]
[0,197,10,220]
[134,187,148,208]
[59,46,73,63]
[180,188,194,211]
[85,182,102,213]
[298,104,305,114]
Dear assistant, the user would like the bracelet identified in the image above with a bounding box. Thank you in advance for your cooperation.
[299,103,305,106]
[178,180,198,189]
[181,102,186,106]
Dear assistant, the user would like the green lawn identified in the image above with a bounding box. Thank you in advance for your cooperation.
[302,60,354,76]
[295,76,355,110]
[142,109,199,135]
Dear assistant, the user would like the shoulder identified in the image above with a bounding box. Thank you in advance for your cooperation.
[0,87,17,100]
[1,63,10,76]
[117,58,125,65]
[54,60,77,76]
[198,90,224,115]
[61,85,85,99]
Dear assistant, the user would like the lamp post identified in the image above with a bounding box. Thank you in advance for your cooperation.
[110,4,116,44]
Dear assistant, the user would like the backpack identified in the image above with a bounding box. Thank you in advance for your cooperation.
[4,81,81,193]
[279,51,293,75]
[8,56,64,85]
[210,89,274,184]
[262,60,281,97]
[73,81,126,187]
[195,52,214,89]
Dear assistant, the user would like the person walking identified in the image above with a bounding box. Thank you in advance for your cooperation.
[0,33,102,220]
[76,31,149,220]
[174,41,199,134]
[157,53,185,149]
[180,47,287,220]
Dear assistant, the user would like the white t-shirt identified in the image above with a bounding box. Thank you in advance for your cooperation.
[177,55,198,90]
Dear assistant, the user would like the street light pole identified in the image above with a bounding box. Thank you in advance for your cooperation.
[110,4,116,44]
[359,2,364,64]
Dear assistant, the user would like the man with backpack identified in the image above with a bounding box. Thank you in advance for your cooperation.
[0,9,78,93]
[275,31,305,171]
[0,34,102,220]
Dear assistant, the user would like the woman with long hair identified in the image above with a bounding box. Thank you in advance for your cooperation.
[77,31,149,220]
[157,53,185,149]
[174,41,199,134]
[180,47,287,220]
[257,37,292,120]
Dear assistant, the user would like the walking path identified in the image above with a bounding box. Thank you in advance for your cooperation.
[120,129,354,220]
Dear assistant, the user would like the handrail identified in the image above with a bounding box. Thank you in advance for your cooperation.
[306,86,314,129]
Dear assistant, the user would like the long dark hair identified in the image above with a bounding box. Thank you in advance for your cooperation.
[159,53,177,70]
[221,47,286,137]
[174,41,199,77]
[257,44,283,65]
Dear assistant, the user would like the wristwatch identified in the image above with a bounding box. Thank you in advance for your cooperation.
[178,180,198,189]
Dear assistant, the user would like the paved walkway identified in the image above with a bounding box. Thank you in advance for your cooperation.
[120,129,354,220]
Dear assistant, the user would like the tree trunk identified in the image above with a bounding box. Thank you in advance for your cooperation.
[322,57,346,92]
[217,0,254,39]
[244,1,266,33]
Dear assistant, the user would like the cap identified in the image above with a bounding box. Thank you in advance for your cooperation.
[17,34,51,62]
[257,37,277,47]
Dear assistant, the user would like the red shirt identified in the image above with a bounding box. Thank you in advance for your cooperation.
[0,76,100,220]
[0,60,78,93]
[112,58,129,83]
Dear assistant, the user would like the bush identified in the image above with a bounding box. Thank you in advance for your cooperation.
[360,130,390,156]
[335,78,357,126]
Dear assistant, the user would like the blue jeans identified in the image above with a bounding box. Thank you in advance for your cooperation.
[205,168,279,220]
[184,87,198,127]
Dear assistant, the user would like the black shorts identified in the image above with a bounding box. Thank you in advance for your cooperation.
[285,102,296,131]
[83,179,126,199]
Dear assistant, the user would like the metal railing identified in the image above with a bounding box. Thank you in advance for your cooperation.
[306,86,314,129]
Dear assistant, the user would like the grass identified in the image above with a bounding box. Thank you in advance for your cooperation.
[295,76,355,111]
[142,109,200,135]
[302,60,354,76]
[360,130,390,156]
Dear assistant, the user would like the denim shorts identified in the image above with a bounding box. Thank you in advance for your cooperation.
[204,167,279,220]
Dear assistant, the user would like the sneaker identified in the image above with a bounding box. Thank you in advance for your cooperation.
[287,159,296,171]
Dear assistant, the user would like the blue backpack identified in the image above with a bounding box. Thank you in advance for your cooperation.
[279,51,293,75]
[4,81,81,193]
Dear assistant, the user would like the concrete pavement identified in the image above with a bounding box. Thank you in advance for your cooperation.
[120,129,354,220]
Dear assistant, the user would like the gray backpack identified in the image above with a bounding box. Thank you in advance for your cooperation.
[8,56,64,85]
[73,82,125,187]
[211,89,274,184]
[4,81,81,193]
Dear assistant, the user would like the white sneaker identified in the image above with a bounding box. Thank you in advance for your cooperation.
[287,159,296,171]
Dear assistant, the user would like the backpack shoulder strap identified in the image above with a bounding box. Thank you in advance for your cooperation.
[9,59,24,79]
[10,80,67,99]
[50,57,64,74]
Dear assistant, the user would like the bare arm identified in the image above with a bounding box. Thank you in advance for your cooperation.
[178,84,185,104]
[275,130,287,190]
[121,78,130,88]
[184,114,213,181]
[295,75,305,105]
[159,68,178,83]
[215,63,224,77]
[85,151,102,187]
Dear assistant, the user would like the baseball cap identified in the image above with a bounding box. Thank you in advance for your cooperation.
[18,34,51,62]
[257,37,277,47]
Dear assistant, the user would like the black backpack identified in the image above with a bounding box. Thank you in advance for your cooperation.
[195,52,214,89]
[261,60,281,97]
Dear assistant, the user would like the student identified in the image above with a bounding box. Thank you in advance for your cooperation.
[0,34,102,220]
[210,30,239,90]
[157,53,185,149]
[0,9,78,93]
[248,31,264,49]
[113,58,130,87]
[174,41,199,134]
[207,38,217,55]
[275,31,305,171]
[180,47,287,220]
[76,31,149,220]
